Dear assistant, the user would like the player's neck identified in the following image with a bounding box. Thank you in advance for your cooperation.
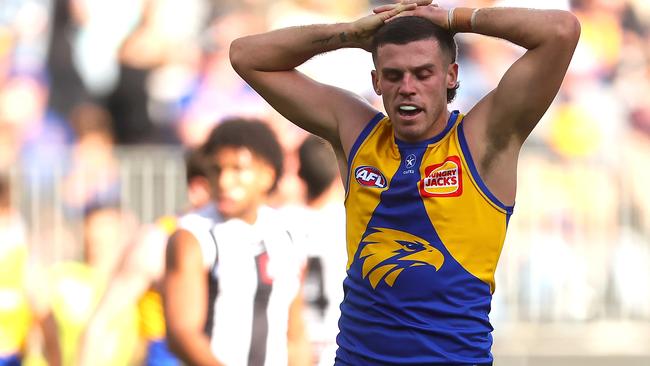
[238,206,260,225]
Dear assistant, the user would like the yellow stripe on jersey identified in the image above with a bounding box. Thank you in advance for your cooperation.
[419,114,509,293]
[345,115,401,270]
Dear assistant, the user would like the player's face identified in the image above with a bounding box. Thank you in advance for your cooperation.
[372,39,457,142]
[207,147,275,222]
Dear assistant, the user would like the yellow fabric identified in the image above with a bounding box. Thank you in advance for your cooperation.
[138,289,165,340]
[49,262,138,366]
[0,243,31,355]
[156,215,178,236]
[345,120,401,269]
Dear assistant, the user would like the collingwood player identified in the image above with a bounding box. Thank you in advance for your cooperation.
[163,118,311,366]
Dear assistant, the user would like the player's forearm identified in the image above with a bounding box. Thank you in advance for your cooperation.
[230,22,361,73]
[40,313,61,366]
[461,7,580,51]
[167,329,224,366]
[288,337,312,366]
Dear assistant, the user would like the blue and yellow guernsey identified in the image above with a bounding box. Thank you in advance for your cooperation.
[337,111,514,365]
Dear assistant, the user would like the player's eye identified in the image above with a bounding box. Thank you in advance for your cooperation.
[384,71,402,82]
[416,71,432,80]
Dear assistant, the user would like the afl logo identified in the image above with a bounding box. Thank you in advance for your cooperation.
[355,166,387,188]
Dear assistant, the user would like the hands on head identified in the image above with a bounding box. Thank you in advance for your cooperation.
[351,1,449,50]
[379,1,448,22]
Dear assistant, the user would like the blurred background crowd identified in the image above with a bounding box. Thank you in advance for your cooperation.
[1,0,650,365]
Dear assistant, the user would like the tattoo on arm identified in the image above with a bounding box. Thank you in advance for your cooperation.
[312,34,335,46]
[312,31,367,47]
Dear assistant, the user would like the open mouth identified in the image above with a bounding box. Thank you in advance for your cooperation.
[397,105,423,118]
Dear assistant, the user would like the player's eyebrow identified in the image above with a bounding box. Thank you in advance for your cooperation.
[380,63,436,74]
[412,63,436,72]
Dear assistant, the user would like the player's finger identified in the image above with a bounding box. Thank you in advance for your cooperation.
[373,4,396,14]
[391,2,417,15]
[385,9,416,22]
[378,4,415,23]
[405,0,434,6]
[374,0,431,14]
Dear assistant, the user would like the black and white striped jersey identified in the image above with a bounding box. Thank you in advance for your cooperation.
[182,205,305,366]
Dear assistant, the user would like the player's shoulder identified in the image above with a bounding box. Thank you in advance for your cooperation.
[177,204,222,231]
[257,205,296,235]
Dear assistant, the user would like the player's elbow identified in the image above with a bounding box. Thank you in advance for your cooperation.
[229,37,249,74]
[554,11,581,47]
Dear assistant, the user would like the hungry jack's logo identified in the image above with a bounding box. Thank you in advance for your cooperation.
[419,156,463,197]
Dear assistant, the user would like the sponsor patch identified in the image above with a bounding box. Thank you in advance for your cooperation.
[405,154,417,168]
[354,165,387,189]
[419,156,463,197]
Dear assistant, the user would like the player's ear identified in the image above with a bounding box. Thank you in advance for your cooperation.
[371,70,382,95]
[447,63,458,89]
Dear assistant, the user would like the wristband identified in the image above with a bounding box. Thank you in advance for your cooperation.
[448,7,477,32]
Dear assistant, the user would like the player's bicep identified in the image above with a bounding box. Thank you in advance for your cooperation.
[163,230,208,335]
[244,69,377,147]
[486,28,580,144]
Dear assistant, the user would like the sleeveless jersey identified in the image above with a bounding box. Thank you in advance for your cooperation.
[190,206,305,366]
[138,205,220,366]
[337,111,514,364]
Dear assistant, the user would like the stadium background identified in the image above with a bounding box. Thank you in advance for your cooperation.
[1,0,649,365]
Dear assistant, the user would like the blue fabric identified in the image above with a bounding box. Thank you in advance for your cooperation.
[0,354,20,366]
[146,339,180,366]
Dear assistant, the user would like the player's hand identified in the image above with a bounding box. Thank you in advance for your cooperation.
[377,1,449,30]
[349,0,423,51]
[373,0,434,15]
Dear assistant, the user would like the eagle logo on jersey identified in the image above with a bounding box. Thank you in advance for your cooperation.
[359,228,444,289]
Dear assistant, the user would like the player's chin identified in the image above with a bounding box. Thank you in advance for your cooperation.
[394,121,426,141]
[216,199,239,218]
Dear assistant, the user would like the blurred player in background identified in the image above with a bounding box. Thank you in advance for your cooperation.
[0,175,60,366]
[78,149,211,366]
[43,204,139,366]
[285,135,347,364]
[231,1,580,364]
[164,118,311,366]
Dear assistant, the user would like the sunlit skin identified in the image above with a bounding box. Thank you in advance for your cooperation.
[371,38,458,143]
[207,147,275,224]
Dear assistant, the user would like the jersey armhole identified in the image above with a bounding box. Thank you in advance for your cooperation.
[208,229,219,273]
[457,121,515,216]
[345,112,385,195]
